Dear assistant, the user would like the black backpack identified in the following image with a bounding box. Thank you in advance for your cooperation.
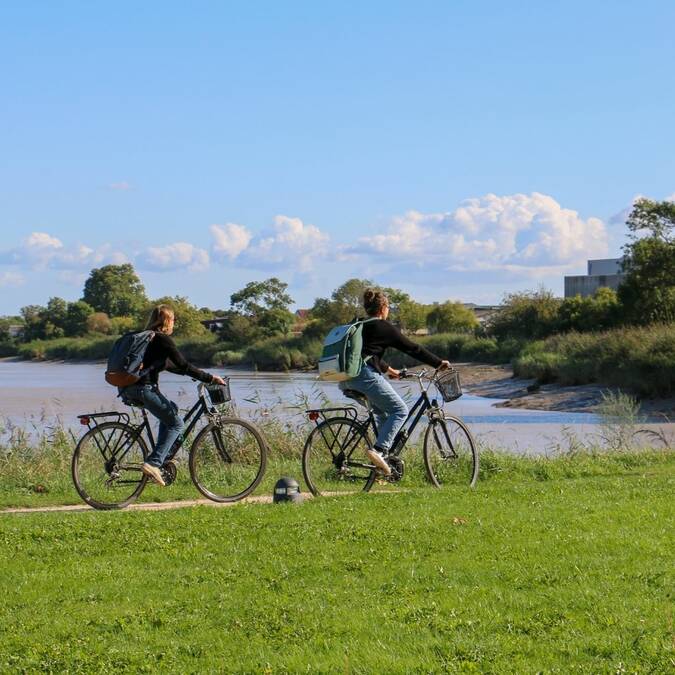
[104,331,155,387]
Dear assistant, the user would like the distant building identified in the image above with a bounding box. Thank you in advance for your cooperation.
[201,317,228,333]
[564,258,625,298]
[8,325,24,338]
[462,304,502,324]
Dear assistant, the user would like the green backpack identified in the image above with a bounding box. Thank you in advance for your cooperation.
[317,318,376,382]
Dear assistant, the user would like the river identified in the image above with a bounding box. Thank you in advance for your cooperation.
[1,360,672,454]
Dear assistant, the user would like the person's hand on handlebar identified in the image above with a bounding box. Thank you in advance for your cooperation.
[438,360,452,371]
[387,367,403,380]
[211,375,227,385]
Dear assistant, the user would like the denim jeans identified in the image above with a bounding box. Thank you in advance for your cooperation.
[339,364,408,452]
[121,384,184,468]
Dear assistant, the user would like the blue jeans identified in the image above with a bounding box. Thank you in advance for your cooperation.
[121,384,184,468]
[339,364,408,452]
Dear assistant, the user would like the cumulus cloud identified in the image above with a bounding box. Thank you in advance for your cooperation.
[352,193,609,275]
[210,223,252,260]
[140,242,210,272]
[210,215,330,272]
[0,231,129,271]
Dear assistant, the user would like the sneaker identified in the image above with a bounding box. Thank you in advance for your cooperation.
[141,463,166,487]
[366,449,392,476]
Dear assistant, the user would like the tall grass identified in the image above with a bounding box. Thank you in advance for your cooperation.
[512,324,675,397]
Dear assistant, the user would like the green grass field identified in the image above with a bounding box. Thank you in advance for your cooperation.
[1,451,672,673]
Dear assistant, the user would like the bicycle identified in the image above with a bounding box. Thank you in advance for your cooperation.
[302,367,478,496]
[71,380,268,510]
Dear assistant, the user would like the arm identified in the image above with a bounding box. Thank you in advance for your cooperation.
[161,335,215,383]
[385,323,444,369]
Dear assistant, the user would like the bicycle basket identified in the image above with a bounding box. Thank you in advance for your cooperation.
[435,369,462,402]
[206,379,231,405]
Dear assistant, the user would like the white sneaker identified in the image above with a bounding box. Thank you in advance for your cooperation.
[141,463,166,487]
[366,449,392,476]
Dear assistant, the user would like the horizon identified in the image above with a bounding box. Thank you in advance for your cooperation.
[2,1,674,314]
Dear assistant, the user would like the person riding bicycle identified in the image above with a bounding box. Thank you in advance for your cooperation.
[120,304,226,487]
[339,289,451,476]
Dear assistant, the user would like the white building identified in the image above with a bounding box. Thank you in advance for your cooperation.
[564,258,625,298]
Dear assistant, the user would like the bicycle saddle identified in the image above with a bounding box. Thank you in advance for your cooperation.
[342,389,368,405]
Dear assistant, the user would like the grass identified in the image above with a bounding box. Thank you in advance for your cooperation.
[0,451,673,672]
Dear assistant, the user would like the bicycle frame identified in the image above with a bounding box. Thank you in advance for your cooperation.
[306,369,445,467]
[78,383,229,467]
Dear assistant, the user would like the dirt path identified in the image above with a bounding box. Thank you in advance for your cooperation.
[0,494,281,515]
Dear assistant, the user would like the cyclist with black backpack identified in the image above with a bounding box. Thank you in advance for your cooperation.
[113,304,226,487]
[340,289,450,475]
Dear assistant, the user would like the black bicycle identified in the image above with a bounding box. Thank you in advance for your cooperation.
[72,380,268,510]
[302,367,478,496]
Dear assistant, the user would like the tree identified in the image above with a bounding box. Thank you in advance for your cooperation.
[618,198,675,324]
[487,288,562,340]
[230,278,293,317]
[20,305,47,341]
[225,278,295,345]
[426,302,478,334]
[397,300,430,332]
[558,287,620,333]
[143,296,208,338]
[87,312,113,334]
[82,264,147,317]
[64,301,94,337]
[308,278,375,333]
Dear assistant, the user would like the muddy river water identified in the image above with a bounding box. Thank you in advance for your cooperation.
[1,361,672,454]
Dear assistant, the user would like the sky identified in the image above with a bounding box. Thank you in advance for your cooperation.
[1,0,674,315]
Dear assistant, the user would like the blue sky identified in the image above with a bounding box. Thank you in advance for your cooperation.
[1,1,674,314]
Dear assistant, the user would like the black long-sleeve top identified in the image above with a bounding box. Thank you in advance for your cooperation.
[362,319,443,374]
[139,332,213,386]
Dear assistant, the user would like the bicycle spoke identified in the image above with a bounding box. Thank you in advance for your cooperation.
[303,418,375,496]
[189,419,267,502]
[72,422,148,510]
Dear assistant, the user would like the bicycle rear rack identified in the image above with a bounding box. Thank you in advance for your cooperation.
[77,411,131,431]
[305,406,360,427]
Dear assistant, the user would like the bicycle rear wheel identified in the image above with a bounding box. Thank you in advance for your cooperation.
[423,416,479,488]
[71,422,148,510]
[189,418,267,502]
[302,417,377,496]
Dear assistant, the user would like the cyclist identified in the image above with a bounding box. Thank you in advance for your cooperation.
[120,304,226,487]
[339,289,450,475]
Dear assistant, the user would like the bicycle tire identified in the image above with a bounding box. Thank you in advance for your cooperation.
[71,421,149,510]
[189,418,267,502]
[302,417,377,497]
[423,415,479,488]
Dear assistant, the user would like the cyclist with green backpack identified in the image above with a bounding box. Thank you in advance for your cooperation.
[338,289,450,475]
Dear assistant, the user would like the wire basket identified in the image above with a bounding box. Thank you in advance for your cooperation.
[206,379,231,405]
[435,369,462,402]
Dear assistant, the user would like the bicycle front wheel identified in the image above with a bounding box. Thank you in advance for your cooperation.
[71,422,148,510]
[189,418,267,502]
[302,417,376,496]
[423,416,479,488]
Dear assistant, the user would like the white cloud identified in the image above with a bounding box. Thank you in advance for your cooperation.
[210,223,252,260]
[0,271,24,288]
[109,181,132,191]
[352,193,609,275]
[0,232,129,271]
[211,215,330,272]
[246,216,329,271]
[141,242,210,272]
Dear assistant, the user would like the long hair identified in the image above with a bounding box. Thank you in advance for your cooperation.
[145,304,175,333]
[363,288,388,317]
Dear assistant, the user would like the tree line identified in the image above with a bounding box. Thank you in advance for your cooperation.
[1,198,673,349]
